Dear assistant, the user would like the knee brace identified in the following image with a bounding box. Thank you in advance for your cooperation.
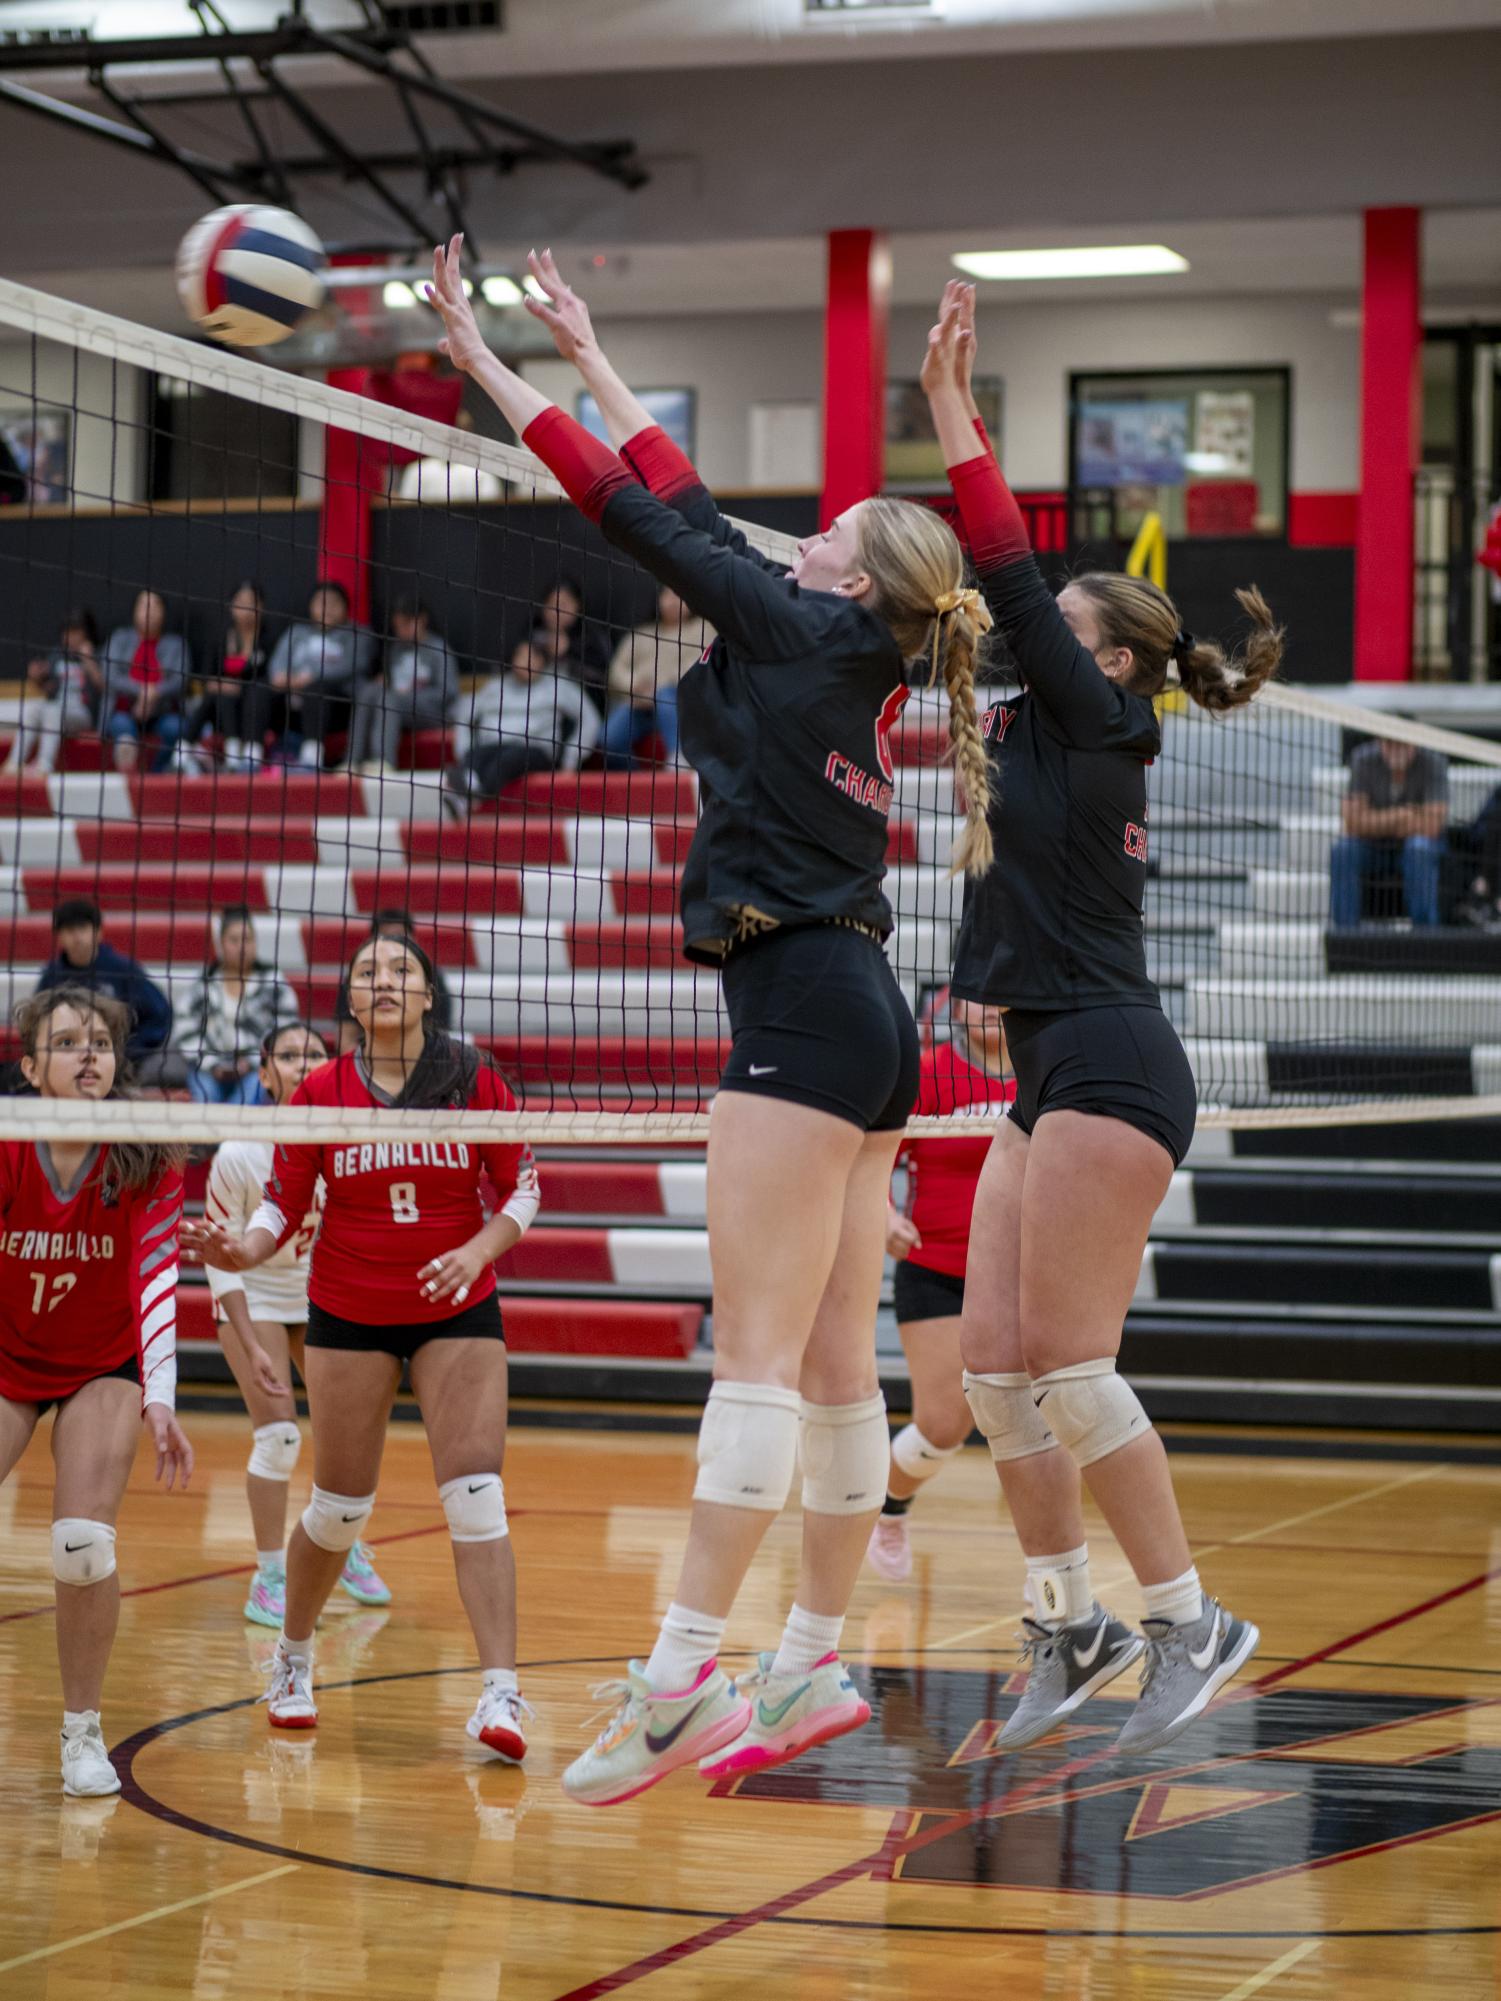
[52,1518,116,1586]
[799,1393,891,1515]
[248,1422,301,1482]
[890,1421,965,1484]
[1031,1359,1151,1468]
[963,1370,1058,1463]
[301,1485,375,1554]
[693,1381,801,1511]
[440,1472,508,1543]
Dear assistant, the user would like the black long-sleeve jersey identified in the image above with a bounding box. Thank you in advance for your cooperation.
[951,554,1162,1012]
[599,482,910,965]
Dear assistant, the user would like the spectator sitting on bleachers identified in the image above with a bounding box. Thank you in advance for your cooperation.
[531,574,613,705]
[1,607,103,774]
[35,896,172,1065]
[443,635,601,816]
[1330,737,1449,928]
[600,586,711,771]
[265,579,377,768]
[99,590,191,774]
[348,594,460,775]
[1455,780,1501,930]
[333,906,456,1042]
[184,580,274,766]
[172,904,299,1104]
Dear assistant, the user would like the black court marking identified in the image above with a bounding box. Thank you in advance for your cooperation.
[112,1658,1501,1941]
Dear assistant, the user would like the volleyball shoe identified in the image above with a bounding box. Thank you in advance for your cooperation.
[337,1541,392,1606]
[60,1713,121,1797]
[698,1652,871,1779]
[261,1641,317,1729]
[866,1514,913,1582]
[1116,1600,1260,1756]
[561,1661,750,1806]
[467,1686,534,1764]
[244,1562,286,1627]
[998,1606,1145,1751]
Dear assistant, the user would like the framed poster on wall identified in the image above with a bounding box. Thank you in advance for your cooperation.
[578,388,695,459]
[886,375,1003,486]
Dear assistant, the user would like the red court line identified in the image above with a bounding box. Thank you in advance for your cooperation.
[552,1563,1500,1998]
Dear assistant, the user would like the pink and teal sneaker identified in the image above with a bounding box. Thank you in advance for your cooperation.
[698,1652,870,1780]
[338,1541,393,1607]
[244,1564,286,1628]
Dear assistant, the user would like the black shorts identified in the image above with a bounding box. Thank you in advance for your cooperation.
[305,1291,505,1362]
[718,924,921,1133]
[27,1355,140,1419]
[1003,1003,1197,1168]
[892,1260,965,1324]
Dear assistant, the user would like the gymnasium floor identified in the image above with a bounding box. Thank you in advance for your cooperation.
[3,1405,1500,1999]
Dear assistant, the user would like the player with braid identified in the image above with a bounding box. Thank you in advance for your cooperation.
[0,987,192,1796]
[428,237,994,1801]
[924,285,1282,1754]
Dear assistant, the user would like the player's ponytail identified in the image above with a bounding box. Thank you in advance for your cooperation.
[12,984,183,1202]
[856,496,994,878]
[1073,572,1283,714]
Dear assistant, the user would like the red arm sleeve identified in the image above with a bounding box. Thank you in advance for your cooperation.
[947,450,1032,570]
[523,408,637,524]
[619,424,700,503]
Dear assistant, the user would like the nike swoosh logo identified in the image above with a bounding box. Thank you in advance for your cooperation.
[341,1513,362,1522]
[643,1693,709,1754]
[64,1541,89,1553]
[1073,1620,1108,1670]
[756,1681,812,1729]
[468,1482,488,1493]
[748,1065,778,1076]
[1189,1612,1223,1673]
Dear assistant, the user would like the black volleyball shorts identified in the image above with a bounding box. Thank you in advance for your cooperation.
[718,923,921,1133]
[305,1290,505,1362]
[1002,1003,1197,1168]
[891,1259,966,1325]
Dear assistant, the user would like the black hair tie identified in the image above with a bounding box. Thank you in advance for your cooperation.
[1175,628,1195,656]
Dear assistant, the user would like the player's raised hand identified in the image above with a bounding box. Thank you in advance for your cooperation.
[920,283,972,398]
[144,1403,195,1491]
[426,234,489,376]
[523,248,598,364]
[953,281,978,398]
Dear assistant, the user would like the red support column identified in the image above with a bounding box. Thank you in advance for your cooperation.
[820,229,890,529]
[1353,207,1422,682]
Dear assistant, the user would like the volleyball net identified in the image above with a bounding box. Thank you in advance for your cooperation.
[1,274,1500,1146]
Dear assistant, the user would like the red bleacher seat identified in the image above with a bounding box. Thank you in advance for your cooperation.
[349,867,523,917]
[0,773,52,817]
[303,916,478,969]
[403,820,568,868]
[481,1036,729,1087]
[2,913,214,962]
[654,824,694,867]
[496,1228,616,1284]
[611,871,677,917]
[891,718,952,764]
[497,770,695,820]
[530,1160,673,1215]
[290,975,345,1021]
[397,729,454,772]
[566,919,685,970]
[129,773,366,821]
[77,820,322,865]
[177,1285,218,1343]
[500,1298,702,1359]
[25,866,272,914]
[57,737,115,773]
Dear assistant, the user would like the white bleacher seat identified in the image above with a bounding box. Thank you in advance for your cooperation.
[1187,975,1501,1043]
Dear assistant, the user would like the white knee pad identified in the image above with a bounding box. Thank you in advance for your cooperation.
[52,1518,116,1586]
[248,1422,301,1482]
[890,1421,965,1484]
[799,1393,891,1515]
[440,1472,508,1543]
[301,1485,375,1554]
[963,1370,1058,1463]
[693,1381,802,1511]
[1032,1359,1151,1468]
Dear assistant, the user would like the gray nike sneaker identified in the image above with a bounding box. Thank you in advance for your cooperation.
[998,1603,1146,1751]
[1115,1600,1261,1757]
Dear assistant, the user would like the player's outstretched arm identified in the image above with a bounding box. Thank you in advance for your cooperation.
[523,248,656,449]
[427,234,554,438]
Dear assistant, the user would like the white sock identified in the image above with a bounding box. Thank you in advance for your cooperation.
[256,1549,285,1573]
[279,1631,313,1664]
[771,1603,844,1678]
[483,1668,519,1698]
[1024,1545,1094,1628]
[644,1603,726,1694]
[1143,1566,1204,1628]
[62,1709,98,1736]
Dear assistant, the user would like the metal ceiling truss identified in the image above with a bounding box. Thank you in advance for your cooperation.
[0,0,647,257]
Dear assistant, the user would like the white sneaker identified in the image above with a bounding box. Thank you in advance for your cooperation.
[297,740,321,768]
[467,1684,534,1763]
[867,1513,913,1582]
[260,1642,317,1729]
[61,1713,121,1797]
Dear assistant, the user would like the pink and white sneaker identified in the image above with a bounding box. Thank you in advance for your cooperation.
[866,1514,913,1582]
[260,1642,317,1730]
[698,1651,871,1780]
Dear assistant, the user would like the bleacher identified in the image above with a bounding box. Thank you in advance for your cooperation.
[2,688,1498,1429]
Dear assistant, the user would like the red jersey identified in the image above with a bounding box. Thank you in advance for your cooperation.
[0,1143,182,1406]
[256,1051,535,1326]
[896,1042,1015,1279]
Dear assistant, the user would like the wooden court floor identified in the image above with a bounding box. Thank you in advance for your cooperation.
[3,1405,1501,2000]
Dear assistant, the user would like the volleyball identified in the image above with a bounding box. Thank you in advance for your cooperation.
[175,204,327,347]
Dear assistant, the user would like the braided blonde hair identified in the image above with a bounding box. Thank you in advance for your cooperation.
[855,497,994,877]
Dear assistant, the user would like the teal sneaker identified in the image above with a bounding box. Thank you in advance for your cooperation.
[698,1651,870,1780]
[338,1541,392,1607]
[244,1564,286,1628]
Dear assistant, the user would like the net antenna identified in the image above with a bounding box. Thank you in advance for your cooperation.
[0,1,647,262]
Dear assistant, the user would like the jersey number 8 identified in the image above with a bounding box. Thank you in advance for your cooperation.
[389,1182,420,1225]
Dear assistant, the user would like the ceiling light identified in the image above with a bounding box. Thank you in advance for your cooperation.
[481,276,524,307]
[383,280,418,309]
[952,245,1189,281]
[522,275,549,302]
